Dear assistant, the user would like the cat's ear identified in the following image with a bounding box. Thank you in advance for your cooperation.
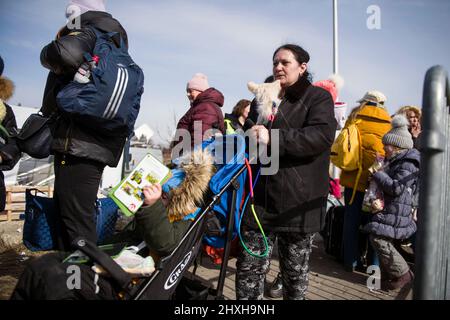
[247,81,258,93]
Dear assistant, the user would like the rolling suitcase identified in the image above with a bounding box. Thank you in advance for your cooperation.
[321,196,345,261]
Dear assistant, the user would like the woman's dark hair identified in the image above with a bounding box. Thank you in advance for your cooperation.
[273,44,312,81]
[264,75,274,83]
[232,99,251,118]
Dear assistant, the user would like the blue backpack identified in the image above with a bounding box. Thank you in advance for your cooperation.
[56,27,144,136]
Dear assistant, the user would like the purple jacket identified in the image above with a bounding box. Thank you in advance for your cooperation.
[173,88,225,147]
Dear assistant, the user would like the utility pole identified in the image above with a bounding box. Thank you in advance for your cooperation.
[333,0,339,75]
[331,0,342,180]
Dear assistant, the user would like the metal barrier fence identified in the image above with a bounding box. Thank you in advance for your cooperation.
[415,65,450,300]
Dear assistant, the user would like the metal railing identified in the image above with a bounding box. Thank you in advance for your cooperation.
[414,65,450,300]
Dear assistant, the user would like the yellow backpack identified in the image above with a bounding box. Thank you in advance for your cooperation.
[331,121,362,171]
[330,120,363,204]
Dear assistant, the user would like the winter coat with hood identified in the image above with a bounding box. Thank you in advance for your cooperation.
[0,102,20,171]
[243,75,337,233]
[111,149,215,257]
[40,11,129,167]
[0,75,21,210]
[339,105,391,192]
[363,148,419,239]
[173,88,225,148]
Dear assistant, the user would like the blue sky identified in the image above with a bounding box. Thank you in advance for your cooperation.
[1,0,449,142]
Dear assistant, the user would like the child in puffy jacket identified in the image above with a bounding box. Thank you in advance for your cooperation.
[363,114,419,290]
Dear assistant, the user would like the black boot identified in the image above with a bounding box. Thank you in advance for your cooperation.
[267,273,283,299]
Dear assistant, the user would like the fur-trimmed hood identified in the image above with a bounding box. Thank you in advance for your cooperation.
[0,76,14,102]
[166,148,216,222]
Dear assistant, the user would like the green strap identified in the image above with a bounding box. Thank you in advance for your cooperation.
[0,124,10,139]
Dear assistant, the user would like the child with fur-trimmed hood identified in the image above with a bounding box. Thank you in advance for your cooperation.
[131,148,215,257]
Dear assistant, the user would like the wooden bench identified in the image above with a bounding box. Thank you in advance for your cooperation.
[0,185,54,222]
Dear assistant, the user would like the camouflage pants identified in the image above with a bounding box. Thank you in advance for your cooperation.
[235,229,315,300]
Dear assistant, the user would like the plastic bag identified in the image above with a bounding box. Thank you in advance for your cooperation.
[362,155,385,213]
[362,179,384,213]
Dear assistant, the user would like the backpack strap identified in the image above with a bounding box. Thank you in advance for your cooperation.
[86,26,124,49]
[0,123,10,139]
[349,119,363,205]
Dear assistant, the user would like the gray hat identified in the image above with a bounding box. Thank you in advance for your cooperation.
[382,114,413,149]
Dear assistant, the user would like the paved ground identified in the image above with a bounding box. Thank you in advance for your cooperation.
[189,235,413,300]
[0,221,412,300]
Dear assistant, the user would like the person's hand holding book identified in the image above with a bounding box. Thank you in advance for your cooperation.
[142,183,162,207]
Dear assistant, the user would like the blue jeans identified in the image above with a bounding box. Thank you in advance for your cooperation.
[343,188,379,269]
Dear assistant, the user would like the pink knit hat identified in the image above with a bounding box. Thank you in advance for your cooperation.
[187,73,209,92]
[313,74,344,103]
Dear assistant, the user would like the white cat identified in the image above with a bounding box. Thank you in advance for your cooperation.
[247,80,282,125]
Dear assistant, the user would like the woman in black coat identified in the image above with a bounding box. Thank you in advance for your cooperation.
[236,44,337,300]
[0,56,21,211]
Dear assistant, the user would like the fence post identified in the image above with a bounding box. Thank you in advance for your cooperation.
[414,65,450,300]
[6,187,12,221]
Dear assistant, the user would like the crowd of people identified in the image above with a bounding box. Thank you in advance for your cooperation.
[1,0,422,300]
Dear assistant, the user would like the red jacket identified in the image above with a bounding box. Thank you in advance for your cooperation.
[173,88,225,148]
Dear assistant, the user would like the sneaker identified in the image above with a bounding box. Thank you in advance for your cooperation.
[267,273,283,299]
[388,270,414,290]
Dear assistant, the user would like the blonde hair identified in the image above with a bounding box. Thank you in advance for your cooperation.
[395,105,421,120]
[0,76,15,101]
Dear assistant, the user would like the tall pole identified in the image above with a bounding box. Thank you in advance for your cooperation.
[333,0,339,75]
[332,0,341,180]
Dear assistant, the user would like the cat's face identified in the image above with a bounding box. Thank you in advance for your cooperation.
[247,80,281,105]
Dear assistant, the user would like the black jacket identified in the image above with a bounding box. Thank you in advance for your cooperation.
[243,76,337,233]
[0,101,21,211]
[40,11,128,167]
[224,113,244,134]
[0,102,21,171]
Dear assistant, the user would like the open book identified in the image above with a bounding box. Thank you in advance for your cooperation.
[109,153,172,217]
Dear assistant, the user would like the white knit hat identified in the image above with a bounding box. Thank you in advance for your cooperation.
[66,0,106,18]
[357,90,386,106]
[382,114,414,149]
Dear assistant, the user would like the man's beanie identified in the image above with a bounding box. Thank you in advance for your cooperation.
[382,114,414,149]
[0,55,4,76]
[187,73,209,92]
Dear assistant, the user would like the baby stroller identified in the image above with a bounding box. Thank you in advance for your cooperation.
[69,134,248,300]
